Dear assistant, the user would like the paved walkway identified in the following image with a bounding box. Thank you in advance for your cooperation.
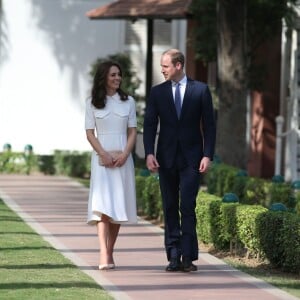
[0,174,298,300]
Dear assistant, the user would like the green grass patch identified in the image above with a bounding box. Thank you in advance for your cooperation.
[223,258,300,299]
[0,199,112,300]
[74,177,90,188]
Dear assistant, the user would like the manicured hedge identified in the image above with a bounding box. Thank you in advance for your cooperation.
[0,150,91,178]
[0,151,38,175]
[52,150,91,178]
[136,173,300,274]
[204,162,297,212]
[136,173,163,221]
[257,211,300,273]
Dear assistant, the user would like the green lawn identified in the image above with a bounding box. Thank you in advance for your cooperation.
[223,258,300,298]
[0,199,113,300]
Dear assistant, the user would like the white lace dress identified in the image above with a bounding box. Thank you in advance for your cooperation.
[85,93,137,225]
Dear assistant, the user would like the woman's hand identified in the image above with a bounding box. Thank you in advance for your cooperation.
[99,152,114,167]
[112,152,128,168]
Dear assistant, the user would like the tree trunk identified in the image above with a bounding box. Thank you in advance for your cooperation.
[216,0,248,169]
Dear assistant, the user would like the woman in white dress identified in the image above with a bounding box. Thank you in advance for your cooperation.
[85,61,137,270]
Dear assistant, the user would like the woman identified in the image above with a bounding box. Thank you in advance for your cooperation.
[85,60,137,270]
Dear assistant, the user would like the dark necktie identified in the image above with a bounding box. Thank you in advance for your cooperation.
[174,83,181,118]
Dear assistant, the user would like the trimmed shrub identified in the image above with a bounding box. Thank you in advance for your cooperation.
[53,150,90,178]
[0,151,38,174]
[235,205,268,258]
[219,203,239,250]
[135,175,147,213]
[38,155,55,175]
[206,163,237,196]
[257,211,300,273]
[269,182,295,210]
[243,177,270,206]
[142,175,163,221]
[196,192,224,248]
[281,213,300,273]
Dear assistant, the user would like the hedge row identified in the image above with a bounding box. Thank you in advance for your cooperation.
[136,174,163,221]
[0,151,38,175]
[0,150,145,178]
[136,171,300,274]
[196,191,300,273]
[204,162,300,214]
[0,150,91,178]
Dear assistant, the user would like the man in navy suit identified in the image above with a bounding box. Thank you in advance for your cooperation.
[143,49,216,272]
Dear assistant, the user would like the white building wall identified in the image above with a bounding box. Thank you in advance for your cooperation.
[0,0,124,154]
[0,0,186,155]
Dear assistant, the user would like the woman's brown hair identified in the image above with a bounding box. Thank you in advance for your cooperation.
[91,60,128,109]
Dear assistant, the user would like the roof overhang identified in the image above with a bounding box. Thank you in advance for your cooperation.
[86,0,193,20]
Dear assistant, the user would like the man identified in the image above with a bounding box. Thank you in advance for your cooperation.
[143,49,216,272]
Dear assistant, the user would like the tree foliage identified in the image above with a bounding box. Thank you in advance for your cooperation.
[190,0,298,89]
[189,0,217,63]
[189,0,298,170]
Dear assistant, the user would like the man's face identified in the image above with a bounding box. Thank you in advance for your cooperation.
[160,54,181,81]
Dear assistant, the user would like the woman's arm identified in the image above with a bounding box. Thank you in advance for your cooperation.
[86,129,114,167]
[113,127,137,167]
[124,127,137,156]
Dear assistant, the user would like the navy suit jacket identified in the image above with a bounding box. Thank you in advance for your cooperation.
[143,78,216,169]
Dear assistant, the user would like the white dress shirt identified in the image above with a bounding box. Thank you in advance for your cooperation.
[172,75,187,106]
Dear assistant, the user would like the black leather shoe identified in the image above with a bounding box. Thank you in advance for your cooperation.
[165,258,182,272]
[182,257,197,272]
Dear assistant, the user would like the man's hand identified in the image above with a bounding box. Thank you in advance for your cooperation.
[146,154,160,172]
[199,156,211,173]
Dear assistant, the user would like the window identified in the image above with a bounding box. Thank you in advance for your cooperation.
[125,19,171,46]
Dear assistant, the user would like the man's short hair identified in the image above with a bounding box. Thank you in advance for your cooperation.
[163,49,185,68]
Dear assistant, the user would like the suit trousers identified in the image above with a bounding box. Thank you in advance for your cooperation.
[158,146,201,261]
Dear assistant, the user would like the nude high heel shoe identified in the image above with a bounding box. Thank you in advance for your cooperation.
[98,264,109,270]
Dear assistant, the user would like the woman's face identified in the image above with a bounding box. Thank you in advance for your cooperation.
[106,65,122,93]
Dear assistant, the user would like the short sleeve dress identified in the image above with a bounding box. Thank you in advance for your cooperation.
[85,93,137,225]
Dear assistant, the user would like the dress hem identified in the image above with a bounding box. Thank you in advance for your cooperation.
[87,219,138,226]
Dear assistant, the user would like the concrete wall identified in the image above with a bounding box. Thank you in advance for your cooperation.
[0,0,186,155]
[0,0,124,154]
